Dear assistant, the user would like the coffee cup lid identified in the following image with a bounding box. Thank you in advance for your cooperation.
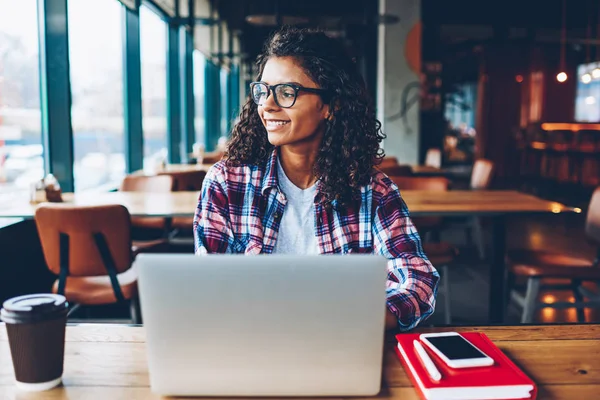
[1,294,68,324]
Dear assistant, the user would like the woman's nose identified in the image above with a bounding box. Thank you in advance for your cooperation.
[261,89,280,111]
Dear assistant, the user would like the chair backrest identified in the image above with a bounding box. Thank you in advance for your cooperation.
[585,187,600,246]
[120,175,174,192]
[380,164,413,177]
[425,149,442,168]
[470,159,494,189]
[379,156,398,169]
[389,176,450,191]
[35,204,132,277]
[163,170,207,191]
[120,175,173,230]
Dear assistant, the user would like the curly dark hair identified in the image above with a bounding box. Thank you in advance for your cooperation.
[225,26,386,206]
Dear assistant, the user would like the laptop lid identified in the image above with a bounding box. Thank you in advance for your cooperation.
[136,253,388,397]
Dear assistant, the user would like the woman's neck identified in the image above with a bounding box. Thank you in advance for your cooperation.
[278,146,319,189]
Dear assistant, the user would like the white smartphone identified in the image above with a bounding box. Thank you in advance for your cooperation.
[419,332,494,368]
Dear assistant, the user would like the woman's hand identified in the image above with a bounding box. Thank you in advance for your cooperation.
[385,309,398,330]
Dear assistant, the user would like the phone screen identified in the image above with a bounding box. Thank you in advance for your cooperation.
[424,335,486,360]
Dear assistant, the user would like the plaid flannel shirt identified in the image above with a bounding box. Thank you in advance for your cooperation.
[193,149,439,330]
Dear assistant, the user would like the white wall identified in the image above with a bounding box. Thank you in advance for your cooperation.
[377,0,421,164]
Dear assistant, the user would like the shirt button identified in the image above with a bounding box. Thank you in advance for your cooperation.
[274,212,282,220]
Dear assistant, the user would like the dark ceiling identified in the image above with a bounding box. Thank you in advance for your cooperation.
[211,0,599,61]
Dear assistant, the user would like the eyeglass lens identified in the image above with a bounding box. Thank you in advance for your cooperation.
[252,83,296,108]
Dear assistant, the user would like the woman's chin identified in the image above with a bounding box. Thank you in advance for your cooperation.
[267,132,289,146]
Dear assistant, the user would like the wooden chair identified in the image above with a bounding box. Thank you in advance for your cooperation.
[379,156,399,170]
[119,175,174,233]
[389,176,456,324]
[380,164,413,177]
[159,170,207,232]
[425,148,442,168]
[506,187,600,323]
[390,176,450,236]
[34,204,143,323]
[120,175,174,250]
[470,158,494,190]
[464,159,495,260]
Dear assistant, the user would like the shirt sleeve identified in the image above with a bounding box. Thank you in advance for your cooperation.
[372,184,439,331]
[193,164,235,254]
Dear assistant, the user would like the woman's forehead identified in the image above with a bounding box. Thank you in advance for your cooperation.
[261,57,317,87]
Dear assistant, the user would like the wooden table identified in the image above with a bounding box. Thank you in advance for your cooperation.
[0,190,575,219]
[0,324,598,399]
[131,163,214,176]
[410,165,443,175]
[0,190,577,324]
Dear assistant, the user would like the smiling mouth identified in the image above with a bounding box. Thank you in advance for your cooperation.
[265,120,290,130]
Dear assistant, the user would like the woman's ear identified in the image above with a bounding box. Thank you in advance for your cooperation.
[325,100,340,121]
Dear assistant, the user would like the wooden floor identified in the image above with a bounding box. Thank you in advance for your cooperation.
[426,211,600,326]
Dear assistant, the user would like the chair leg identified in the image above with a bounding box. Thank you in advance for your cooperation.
[66,303,81,319]
[521,277,541,324]
[504,270,516,315]
[471,217,486,260]
[130,295,141,324]
[441,265,452,325]
[572,280,586,323]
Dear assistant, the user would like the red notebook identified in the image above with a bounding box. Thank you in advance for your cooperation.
[395,332,537,400]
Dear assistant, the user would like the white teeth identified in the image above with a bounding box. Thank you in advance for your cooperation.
[266,120,289,127]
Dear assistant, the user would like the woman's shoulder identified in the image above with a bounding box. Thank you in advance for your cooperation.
[205,159,266,185]
[368,169,398,197]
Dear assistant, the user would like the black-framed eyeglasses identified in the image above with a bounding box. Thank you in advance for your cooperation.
[250,81,329,108]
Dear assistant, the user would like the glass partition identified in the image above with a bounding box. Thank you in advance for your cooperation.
[0,0,42,198]
[140,4,168,170]
[69,0,125,191]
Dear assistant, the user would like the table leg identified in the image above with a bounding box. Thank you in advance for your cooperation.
[489,216,506,323]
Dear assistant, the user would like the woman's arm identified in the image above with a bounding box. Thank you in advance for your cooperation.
[193,164,235,254]
[372,184,440,331]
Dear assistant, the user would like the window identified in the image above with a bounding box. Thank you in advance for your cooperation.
[193,50,205,147]
[220,67,229,137]
[575,62,600,122]
[140,5,168,170]
[69,0,125,191]
[0,0,42,198]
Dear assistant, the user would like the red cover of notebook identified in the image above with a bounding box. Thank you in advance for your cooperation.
[394,332,537,400]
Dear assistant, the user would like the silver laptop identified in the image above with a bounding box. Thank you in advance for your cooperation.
[135,253,388,397]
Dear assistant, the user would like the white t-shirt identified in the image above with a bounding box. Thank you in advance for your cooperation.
[272,159,320,254]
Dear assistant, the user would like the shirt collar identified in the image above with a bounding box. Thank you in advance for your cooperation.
[261,148,280,195]
[261,148,326,204]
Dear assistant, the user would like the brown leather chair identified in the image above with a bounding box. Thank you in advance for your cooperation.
[390,176,450,234]
[159,170,206,232]
[120,175,174,233]
[34,204,141,323]
[464,159,495,260]
[379,156,399,170]
[389,176,456,324]
[425,148,442,168]
[166,170,207,192]
[506,187,600,323]
[206,151,225,164]
[391,176,450,191]
[380,164,413,177]
[470,158,494,190]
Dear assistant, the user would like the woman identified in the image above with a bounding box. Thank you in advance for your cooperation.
[193,26,438,331]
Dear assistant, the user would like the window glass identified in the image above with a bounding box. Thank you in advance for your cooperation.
[0,0,43,198]
[69,0,125,191]
[575,62,600,122]
[193,50,205,147]
[140,4,168,170]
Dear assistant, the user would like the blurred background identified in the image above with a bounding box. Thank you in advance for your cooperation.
[1,0,600,326]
